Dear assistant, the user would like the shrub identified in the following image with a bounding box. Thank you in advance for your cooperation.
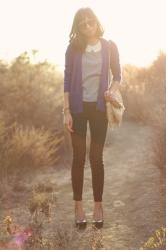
[1,123,62,178]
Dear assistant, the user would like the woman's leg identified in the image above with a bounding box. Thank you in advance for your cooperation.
[70,112,87,201]
[88,106,108,221]
[70,111,88,221]
[70,133,86,201]
[88,108,108,202]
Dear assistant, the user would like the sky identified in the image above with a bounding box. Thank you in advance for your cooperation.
[0,0,166,69]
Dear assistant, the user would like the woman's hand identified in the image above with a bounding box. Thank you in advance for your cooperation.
[104,81,120,102]
[63,110,74,133]
[104,89,114,102]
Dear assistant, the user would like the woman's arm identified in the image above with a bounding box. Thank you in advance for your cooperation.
[63,44,72,111]
[108,40,121,93]
[108,80,120,93]
[63,45,74,132]
[64,44,73,93]
[63,92,70,113]
[63,92,74,133]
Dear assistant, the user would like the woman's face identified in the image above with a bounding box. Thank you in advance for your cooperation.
[77,16,97,39]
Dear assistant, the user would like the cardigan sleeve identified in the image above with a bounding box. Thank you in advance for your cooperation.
[64,44,73,92]
[108,40,121,83]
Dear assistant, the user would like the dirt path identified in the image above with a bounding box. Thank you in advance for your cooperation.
[1,121,166,250]
[51,121,166,249]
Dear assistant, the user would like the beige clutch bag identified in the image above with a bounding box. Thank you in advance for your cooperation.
[105,89,125,129]
[106,39,125,129]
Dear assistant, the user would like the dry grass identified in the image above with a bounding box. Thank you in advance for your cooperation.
[0,183,106,250]
[0,52,66,183]
[139,226,166,250]
[122,52,166,124]
[0,123,62,182]
[152,122,166,175]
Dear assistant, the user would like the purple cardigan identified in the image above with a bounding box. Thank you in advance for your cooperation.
[64,37,121,113]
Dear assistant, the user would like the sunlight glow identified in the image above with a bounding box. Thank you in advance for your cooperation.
[0,0,165,68]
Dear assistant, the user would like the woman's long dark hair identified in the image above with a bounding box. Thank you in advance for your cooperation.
[69,7,104,52]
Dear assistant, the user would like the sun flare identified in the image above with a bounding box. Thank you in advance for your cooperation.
[0,0,165,68]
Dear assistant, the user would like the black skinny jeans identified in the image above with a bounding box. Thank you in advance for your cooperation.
[70,101,108,202]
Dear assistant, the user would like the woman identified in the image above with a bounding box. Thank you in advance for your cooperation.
[63,7,121,229]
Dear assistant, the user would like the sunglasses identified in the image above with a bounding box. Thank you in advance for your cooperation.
[78,18,96,29]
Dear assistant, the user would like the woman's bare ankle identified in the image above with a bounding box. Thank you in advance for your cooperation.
[74,201,86,220]
[74,201,84,213]
[94,201,102,208]
[75,200,83,208]
[93,202,103,220]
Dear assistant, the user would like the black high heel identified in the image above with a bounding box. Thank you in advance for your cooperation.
[74,208,87,230]
[92,219,104,229]
[75,218,87,229]
[92,207,104,229]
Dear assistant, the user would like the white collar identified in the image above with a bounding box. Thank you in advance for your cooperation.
[85,40,101,52]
